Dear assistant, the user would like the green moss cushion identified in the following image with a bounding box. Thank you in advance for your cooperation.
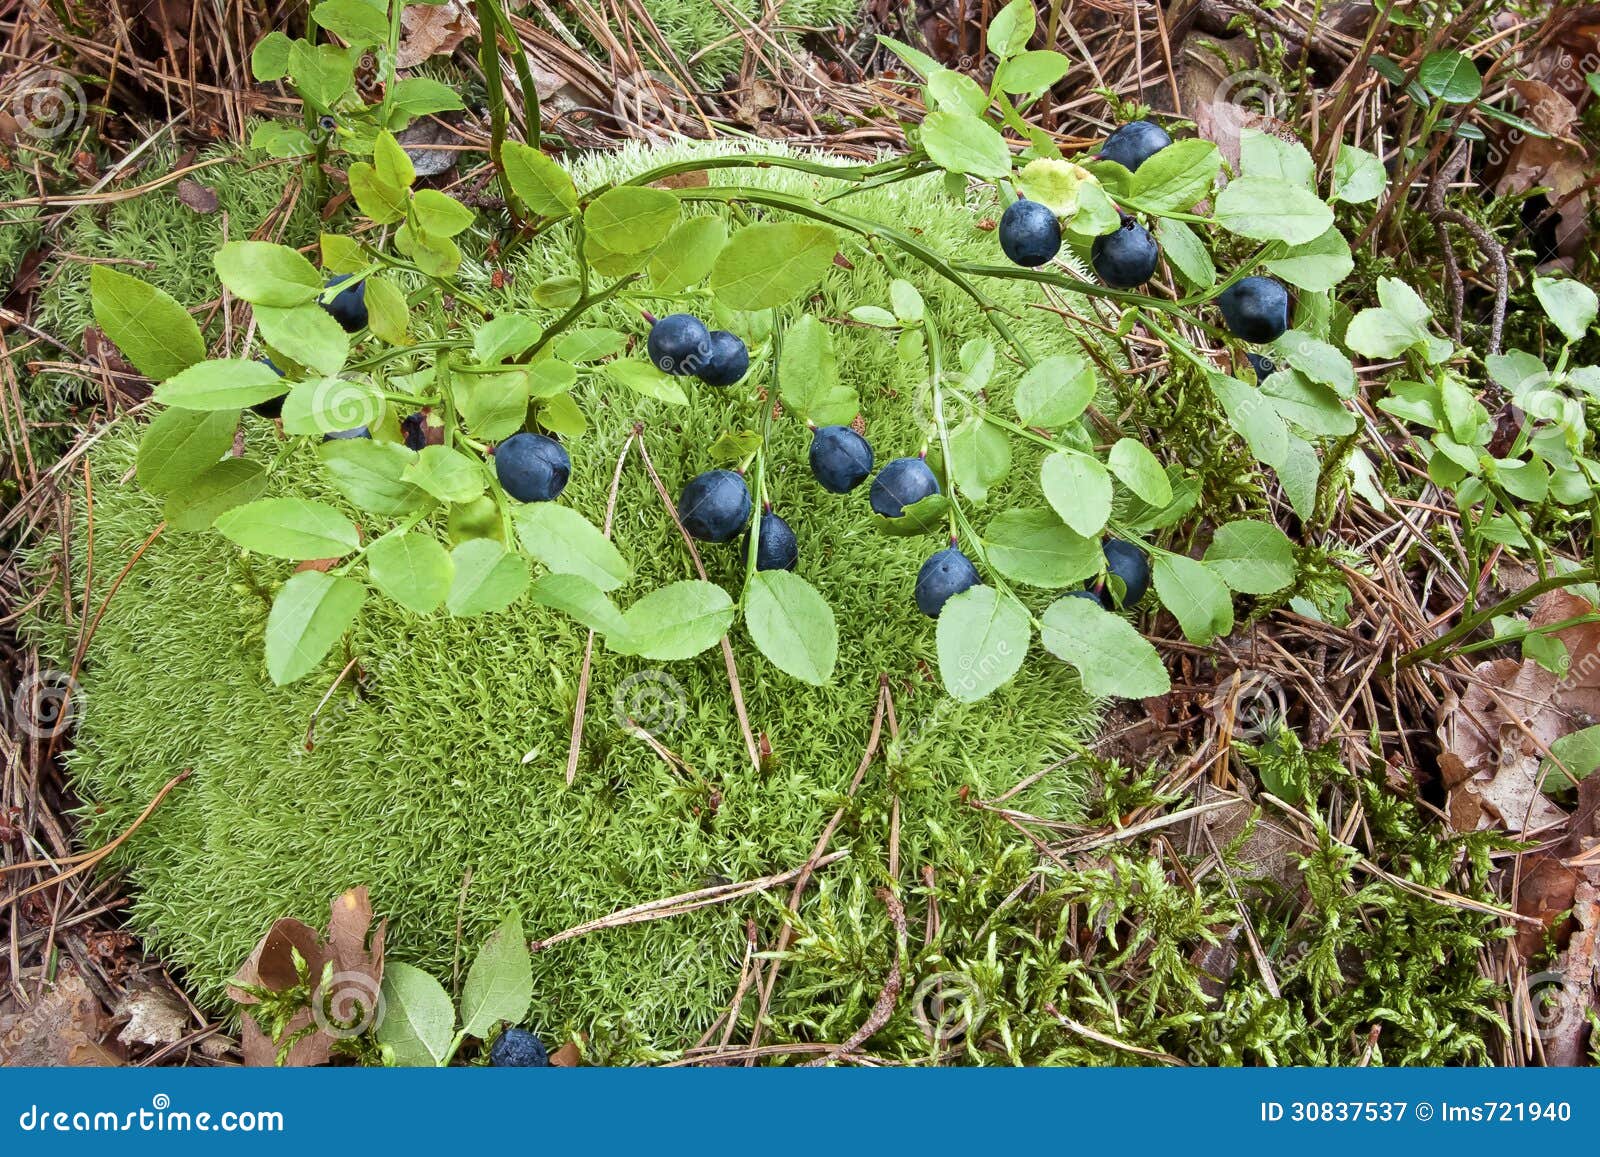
[30,142,1103,1061]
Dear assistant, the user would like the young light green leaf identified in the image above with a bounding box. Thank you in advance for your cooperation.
[364,276,410,346]
[605,359,689,406]
[921,111,1013,178]
[373,130,415,190]
[1129,138,1221,211]
[265,570,367,685]
[890,279,925,324]
[446,539,530,617]
[1203,520,1297,594]
[526,572,629,637]
[501,142,578,216]
[583,186,678,255]
[1107,438,1172,507]
[1156,219,1216,289]
[366,532,453,614]
[459,912,533,1040]
[512,503,630,591]
[411,189,476,238]
[154,358,288,410]
[1262,371,1357,436]
[311,0,388,46]
[348,161,409,224]
[280,376,386,436]
[1040,595,1170,698]
[779,314,856,425]
[1275,330,1356,395]
[937,585,1030,703]
[1532,276,1598,344]
[164,459,267,533]
[375,962,455,1067]
[1331,144,1385,203]
[611,580,735,660]
[254,303,350,376]
[986,0,1036,58]
[456,371,531,441]
[1041,451,1112,537]
[1239,129,1314,187]
[317,439,431,517]
[405,445,487,504]
[648,215,728,293]
[926,68,989,114]
[948,415,1011,503]
[994,50,1070,94]
[286,40,357,111]
[710,222,838,310]
[549,329,623,364]
[474,315,542,365]
[214,241,322,307]
[388,76,465,116]
[1152,553,1234,645]
[745,570,837,685]
[136,407,237,496]
[983,508,1100,587]
[1213,176,1334,245]
[526,359,577,399]
[90,266,206,382]
[215,498,360,560]
[1014,353,1096,428]
[250,30,293,81]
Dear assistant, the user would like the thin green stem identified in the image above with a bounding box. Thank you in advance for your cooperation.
[1395,566,1600,670]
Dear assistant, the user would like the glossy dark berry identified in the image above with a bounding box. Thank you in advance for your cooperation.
[1098,120,1172,172]
[679,469,752,542]
[1066,587,1111,609]
[321,275,368,334]
[1100,538,1151,608]
[647,313,711,376]
[252,356,286,418]
[495,432,570,502]
[869,456,940,519]
[915,547,980,618]
[809,425,874,493]
[1246,352,1278,381]
[748,511,798,571]
[1091,218,1160,289]
[998,198,1061,267]
[1218,277,1290,343]
[401,410,437,452]
[698,331,749,387]
[322,426,370,441]
[489,1028,549,1067]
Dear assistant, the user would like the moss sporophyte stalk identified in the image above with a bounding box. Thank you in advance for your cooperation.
[16,0,1544,1063]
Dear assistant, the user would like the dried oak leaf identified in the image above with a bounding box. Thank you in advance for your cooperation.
[396,1,475,70]
[228,886,385,1067]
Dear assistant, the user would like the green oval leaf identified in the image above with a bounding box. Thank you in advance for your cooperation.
[920,111,1013,178]
[154,358,289,410]
[611,580,735,661]
[744,570,838,685]
[1213,177,1335,246]
[136,406,238,496]
[163,459,268,533]
[1040,450,1111,537]
[90,266,206,382]
[214,241,322,307]
[214,498,361,560]
[1040,594,1169,698]
[375,962,455,1067]
[512,503,630,591]
[710,222,839,310]
[366,533,453,614]
[937,585,1030,702]
[446,538,530,617]
[583,186,678,255]
[983,508,1100,588]
[265,570,367,685]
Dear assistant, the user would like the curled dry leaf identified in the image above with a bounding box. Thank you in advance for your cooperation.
[1438,590,1600,836]
[228,886,385,1067]
[0,967,122,1066]
[396,1,475,70]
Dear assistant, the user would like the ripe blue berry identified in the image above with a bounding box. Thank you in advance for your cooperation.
[679,469,752,542]
[496,432,570,502]
[869,456,940,519]
[1218,277,1290,344]
[1066,587,1111,609]
[647,313,711,376]
[1098,120,1172,172]
[321,275,368,334]
[252,356,286,418]
[1100,538,1151,608]
[998,198,1061,267]
[809,425,874,493]
[1246,352,1278,381]
[1091,218,1160,289]
[748,510,798,571]
[489,1027,549,1067]
[698,331,749,387]
[915,547,980,618]
[322,426,370,441]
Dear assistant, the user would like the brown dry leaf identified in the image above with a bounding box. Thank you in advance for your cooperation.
[1194,101,1294,174]
[1516,852,1583,958]
[549,1039,582,1067]
[0,967,123,1066]
[176,178,218,214]
[228,887,386,1067]
[1439,590,1600,834]
[397,1,475,70]
[1537,878,1598,1066]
